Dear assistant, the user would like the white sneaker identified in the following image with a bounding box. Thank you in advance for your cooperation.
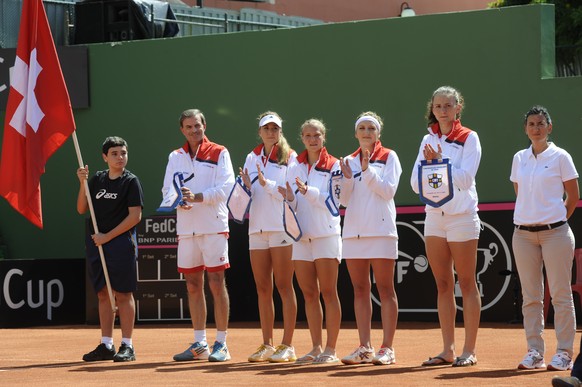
[518,349,546,369]
[341,345,375,365]
[548,351,573,371]
[248,344,276,362]
[268,344,297,363]
[372,347,396,365]
[173,342,210,361]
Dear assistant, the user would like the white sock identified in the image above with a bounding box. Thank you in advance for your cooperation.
[216,331,227,344]
[121,338,133,348]
[101,337,114,349]
[194,330,207,346]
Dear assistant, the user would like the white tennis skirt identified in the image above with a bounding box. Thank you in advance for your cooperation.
[342,236,398,259]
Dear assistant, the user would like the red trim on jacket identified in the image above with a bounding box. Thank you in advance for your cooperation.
[350,141,391,164]
[181,136,225,164]
[296,147,338,173]
[429,120,473,146]
[252,143,294,165]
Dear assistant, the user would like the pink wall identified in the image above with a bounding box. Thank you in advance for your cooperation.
[187,0,492,22]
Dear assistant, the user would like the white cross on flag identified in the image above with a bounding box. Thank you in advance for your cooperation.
[0,0,76,228]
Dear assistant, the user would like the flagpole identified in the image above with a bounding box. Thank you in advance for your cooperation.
[72,131,117,314]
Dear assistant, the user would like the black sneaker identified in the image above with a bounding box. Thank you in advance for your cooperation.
[83,343,116,362]
[113,343,136,362]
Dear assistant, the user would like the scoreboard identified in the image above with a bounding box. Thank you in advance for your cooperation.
[135,215,189,321]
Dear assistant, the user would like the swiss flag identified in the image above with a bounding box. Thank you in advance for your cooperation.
[0,0,76,228]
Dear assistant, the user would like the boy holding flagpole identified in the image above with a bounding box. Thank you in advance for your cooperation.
[77,136,143,362]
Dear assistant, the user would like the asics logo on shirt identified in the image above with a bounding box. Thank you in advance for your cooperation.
[96,189,118,200]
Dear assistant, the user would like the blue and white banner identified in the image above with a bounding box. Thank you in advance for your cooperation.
[227,176,252,224]
[418,158,453,207]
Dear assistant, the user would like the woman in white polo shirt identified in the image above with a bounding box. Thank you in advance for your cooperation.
[279,118,342,364]
[240,111,298,363]
[511,105,579,372]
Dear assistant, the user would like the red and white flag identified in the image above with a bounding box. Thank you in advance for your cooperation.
[0,0,76,228]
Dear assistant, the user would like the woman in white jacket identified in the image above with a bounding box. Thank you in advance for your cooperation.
[339,111,402,366]
[410,86,482,368]
[240,112,298,363]
[279,119,342,364]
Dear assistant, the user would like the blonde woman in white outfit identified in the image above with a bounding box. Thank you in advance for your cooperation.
[240,112,298,363]
[511,106,579,372]
[279,119,342,364]
[339,111,402,366]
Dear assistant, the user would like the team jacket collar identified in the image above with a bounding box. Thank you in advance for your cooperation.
[428,120,463,138]
[181,136,211,155]
[350,140,383,160]
[428,120,473,146]
[296,147,332,169]
[252,143,280,163]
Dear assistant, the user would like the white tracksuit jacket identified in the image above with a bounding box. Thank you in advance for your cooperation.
[286,147,341,239]
[162,137,235,236]
[410,120,481,215]
[243,143,297,235]
[340,141,402,240]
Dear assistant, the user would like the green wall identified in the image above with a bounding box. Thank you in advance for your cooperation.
[0,4,580,259]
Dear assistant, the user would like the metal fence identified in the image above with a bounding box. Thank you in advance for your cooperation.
[0,0,322,48]
[1,0,76,47]
[171,4,322,36]
[2,1,579,78]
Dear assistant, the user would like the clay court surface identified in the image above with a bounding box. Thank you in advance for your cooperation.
[1,321,578,386]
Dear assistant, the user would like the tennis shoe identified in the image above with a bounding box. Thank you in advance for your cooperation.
[372,347,395,365]
[341,345,375,365]
[517,349,546,369]
[548,351,573,371]
[82,343,116,362]
[248,344,276,362]
[173,341,210,361]
[113,343,136,362]
[268,344,297,363]
[208,341,231,362]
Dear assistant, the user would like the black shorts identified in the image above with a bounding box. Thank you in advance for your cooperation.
[86,231,138,293]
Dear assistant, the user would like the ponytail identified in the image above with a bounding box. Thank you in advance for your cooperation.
[277,133,291,165]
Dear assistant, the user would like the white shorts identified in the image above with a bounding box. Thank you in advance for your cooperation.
[177,233,229,273]
[292,235,342,262]
[424,212,481,242]
[342,236,398,259]
[249,231,293,250]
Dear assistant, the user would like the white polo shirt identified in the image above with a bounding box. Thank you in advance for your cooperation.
[510,142,578,225]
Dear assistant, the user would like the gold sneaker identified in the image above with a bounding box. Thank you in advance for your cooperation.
[268,344,297,363]
[248,344,276,362]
